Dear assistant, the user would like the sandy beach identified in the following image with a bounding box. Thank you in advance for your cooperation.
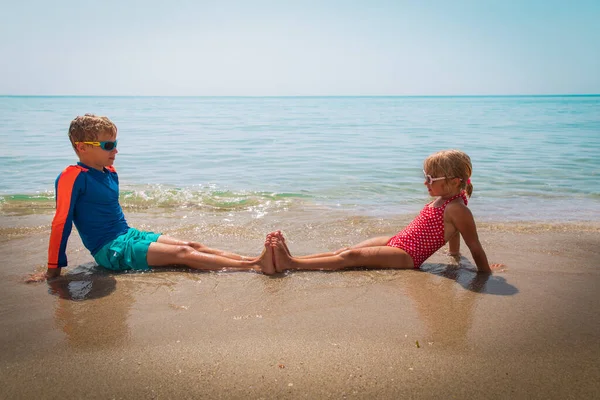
[1,212,599,399]
[3,0,600,395]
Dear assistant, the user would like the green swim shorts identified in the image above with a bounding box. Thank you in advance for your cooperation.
[93,228,162,271]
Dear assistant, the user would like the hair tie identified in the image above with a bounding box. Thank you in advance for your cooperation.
[467,178,471,185]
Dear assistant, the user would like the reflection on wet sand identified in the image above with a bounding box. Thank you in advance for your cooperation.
[404,258,518,351]
[44,255,519,355]
[48,263,132,350]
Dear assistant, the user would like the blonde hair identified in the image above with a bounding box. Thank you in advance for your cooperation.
[423,149,473,197]
[68,114,117,150]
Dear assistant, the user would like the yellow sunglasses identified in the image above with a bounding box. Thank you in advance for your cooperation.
[75,140,118,151]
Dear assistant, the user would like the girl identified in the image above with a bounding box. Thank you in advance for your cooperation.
[264,149,502,274]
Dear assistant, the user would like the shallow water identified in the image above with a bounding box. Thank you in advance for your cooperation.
[1,95,599,222]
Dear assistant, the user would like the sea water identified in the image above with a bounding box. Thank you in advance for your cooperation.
[1,95,599,222]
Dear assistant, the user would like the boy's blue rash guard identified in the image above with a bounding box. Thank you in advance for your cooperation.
[48,162,130,268]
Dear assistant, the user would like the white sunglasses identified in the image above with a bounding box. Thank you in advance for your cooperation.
[423,170,446,184]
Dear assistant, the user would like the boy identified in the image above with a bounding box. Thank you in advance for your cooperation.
[37,114,273,281]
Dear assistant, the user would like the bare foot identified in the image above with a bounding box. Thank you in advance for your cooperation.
[273,231,292,272]
[265,231,286,272]
[264,232,277,272]
[272,237,293,272]
[259,236,276,275]
[274,231,292,257]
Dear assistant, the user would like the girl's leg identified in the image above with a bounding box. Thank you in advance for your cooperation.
[147,240,273,272]
[271,232,391,259]
[271,238,413,271]
[157,235,256,261]
[350,236,394,249]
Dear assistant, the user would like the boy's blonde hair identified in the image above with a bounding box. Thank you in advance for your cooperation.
[68,114,117,150]
[423,149,473,197]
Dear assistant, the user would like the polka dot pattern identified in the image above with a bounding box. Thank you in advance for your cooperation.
[387,192,468,268]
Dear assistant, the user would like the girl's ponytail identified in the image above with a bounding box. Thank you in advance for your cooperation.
[465,177,473,198]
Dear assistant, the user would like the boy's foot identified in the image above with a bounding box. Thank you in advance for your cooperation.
[260,236,276,275]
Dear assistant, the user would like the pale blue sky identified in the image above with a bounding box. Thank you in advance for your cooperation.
[1,0,599,95]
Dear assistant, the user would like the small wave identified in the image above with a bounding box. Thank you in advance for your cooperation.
[119,185,310,212]
[0,192,56,215]
[0,186,312,216]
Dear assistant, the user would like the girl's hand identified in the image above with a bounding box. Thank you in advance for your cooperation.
[476,263,506,274]
[490,263,507,272]
[448,251,461,261]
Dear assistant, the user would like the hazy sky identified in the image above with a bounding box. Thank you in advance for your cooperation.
[1,0,599,95]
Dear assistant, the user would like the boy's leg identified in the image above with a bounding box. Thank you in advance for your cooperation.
[147,241,273,272]
[272,239,413,271]
[157,235,256,261]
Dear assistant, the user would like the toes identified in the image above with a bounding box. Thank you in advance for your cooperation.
[269,236,278,247]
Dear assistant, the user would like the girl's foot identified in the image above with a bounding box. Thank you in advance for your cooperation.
[274,231,292,257]
[272,236,293,272]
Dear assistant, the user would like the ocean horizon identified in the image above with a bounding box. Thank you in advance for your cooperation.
[2,94,599,98]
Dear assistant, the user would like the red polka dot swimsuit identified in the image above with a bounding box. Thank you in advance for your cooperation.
[387,191,468,268]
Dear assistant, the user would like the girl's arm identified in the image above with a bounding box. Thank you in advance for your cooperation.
[448,232,460,256]
[447,204,492,273]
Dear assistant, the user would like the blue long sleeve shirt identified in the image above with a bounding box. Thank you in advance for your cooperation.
[48,162,130,268]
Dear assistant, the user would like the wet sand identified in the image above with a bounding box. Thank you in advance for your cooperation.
[1,213,599,399]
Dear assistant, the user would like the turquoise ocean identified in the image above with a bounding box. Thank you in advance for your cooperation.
[1,95,599,223]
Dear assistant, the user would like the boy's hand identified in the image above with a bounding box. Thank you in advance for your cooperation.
[25,271,49,283]
[26,268,61,283]
[46,268,62,279]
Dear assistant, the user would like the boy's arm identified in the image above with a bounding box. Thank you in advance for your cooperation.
[47,167,83,278]
[448,232,460,256]
[448,204,492,273]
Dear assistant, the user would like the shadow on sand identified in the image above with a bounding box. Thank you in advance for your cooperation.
[420,255,518,296]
